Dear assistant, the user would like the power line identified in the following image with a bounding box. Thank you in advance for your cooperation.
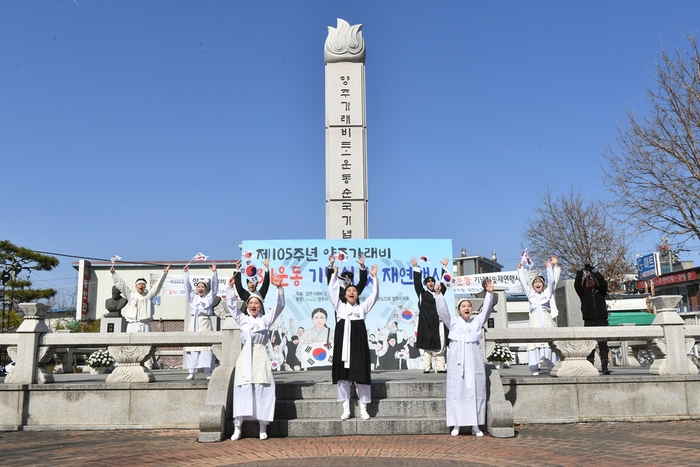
[31,250,170,267]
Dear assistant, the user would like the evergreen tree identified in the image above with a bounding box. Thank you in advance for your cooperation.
[1,239,59,312]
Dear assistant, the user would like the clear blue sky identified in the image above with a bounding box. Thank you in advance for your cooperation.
[3,1,700,300]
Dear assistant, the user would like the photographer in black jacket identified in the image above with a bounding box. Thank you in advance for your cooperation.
[574,264,611,375]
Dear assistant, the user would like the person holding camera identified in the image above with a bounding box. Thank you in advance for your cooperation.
[574,264,611,375]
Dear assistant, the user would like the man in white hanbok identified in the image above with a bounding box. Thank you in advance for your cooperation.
[110,264,171,333]
[226,274,285,441]
[435,279,495,437]
[182,263,217,380]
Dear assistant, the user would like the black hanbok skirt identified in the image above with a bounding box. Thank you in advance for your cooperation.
[332,318,371,385]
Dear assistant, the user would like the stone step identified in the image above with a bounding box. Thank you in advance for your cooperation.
[275,380,446,399]
[237,417,450,438]
[274,398,446,419]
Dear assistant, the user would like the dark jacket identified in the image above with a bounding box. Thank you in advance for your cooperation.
[326,265,367,303]
[574,269,608,321]
[413,269,448,350]
[234,269,270,314]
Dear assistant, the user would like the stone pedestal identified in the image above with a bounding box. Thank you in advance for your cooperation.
[100,315,127,334]
[550,340,599,377]
[106,346,156,383]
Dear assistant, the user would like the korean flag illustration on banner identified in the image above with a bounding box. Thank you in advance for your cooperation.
[336,251,348,263]
[420,256,430,263]
[301,342,333,369]
[391,302,418,326]
[244,251,254,260]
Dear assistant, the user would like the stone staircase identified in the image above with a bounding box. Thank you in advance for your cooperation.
[238,377,451,438]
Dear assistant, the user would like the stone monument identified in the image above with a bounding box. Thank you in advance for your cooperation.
[325,18,368,239]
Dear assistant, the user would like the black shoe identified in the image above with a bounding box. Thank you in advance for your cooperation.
[437,370,447,373]
[423,369,431,374]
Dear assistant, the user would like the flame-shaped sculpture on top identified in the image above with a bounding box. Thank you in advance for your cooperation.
[324,18,365,64]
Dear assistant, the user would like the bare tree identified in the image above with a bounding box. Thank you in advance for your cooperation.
[523,187,630,294]
[602,34,700,245]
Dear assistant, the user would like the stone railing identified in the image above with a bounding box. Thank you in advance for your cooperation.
[0,303,241,442]
[484,295,698,377]
[2,302,237,384]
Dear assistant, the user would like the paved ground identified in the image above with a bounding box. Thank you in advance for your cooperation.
[2,420,699,467]
[2,364,678,466]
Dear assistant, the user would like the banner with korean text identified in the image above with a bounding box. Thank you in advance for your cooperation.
[241,239,453,370]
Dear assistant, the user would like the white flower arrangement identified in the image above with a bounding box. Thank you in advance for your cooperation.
[487,344,514,363]
[85,349,115,371]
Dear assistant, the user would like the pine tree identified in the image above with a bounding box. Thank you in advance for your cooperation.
[1,240,59,326]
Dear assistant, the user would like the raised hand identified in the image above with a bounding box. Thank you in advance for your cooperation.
[210,262,217,272]
[370,264,378,277]
[410,257,418,268]
[441,257,450,267]
[183,265,189,272]
[485,278,494,294]
[263,258,270,269]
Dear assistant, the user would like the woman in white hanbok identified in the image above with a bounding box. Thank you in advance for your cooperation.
[226,273,285,441]
[435,279,495,437]
[182,263,217,380]
[517,255,561,375]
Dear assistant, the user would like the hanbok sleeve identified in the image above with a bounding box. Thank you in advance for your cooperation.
[412,267,423,299]
[183,271,195,303]
[434,293,453,329]
[356,266,368,296]
[148,270,168,299]
[477,292,494,328]
[258,269,270,299]
[517,266,532,297]
[225,286,244,324]
[112,272,131,298]
[264,287,285,328]
[328,272,341,311]
[210,270,219,298]
[544,265,556,299]
[361,276,379,315]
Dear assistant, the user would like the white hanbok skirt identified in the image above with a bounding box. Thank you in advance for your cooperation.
[445,340,487,428]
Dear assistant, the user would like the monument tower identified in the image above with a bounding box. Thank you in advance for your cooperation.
[324,18,367,239]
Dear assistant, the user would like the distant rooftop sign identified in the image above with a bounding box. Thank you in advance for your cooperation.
[637,252,660,280]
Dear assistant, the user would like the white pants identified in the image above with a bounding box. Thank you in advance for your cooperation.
[336,380,371,403]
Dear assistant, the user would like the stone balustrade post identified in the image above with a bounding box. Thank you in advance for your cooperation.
[198,317,240,442]
[550,340,599,377]
[649,296,698,376]
[5,303,53,384]
[106,346,156,383]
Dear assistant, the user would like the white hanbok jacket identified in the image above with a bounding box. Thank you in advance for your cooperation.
[225,285,285,423]
[183,270,217,354]
[112,271,168,332]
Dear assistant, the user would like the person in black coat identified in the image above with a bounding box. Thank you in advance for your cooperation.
[326,254,367,303]
[574,264,611,375]
[234,258,270,314]
[412,257,450,374]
